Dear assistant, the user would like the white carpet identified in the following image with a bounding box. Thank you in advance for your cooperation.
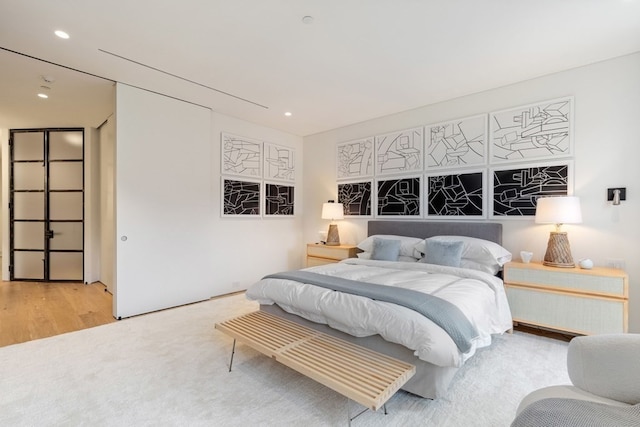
[0,293,570,426]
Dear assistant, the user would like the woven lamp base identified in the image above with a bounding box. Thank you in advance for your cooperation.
[326,224,340,246]
[543,231,575,268]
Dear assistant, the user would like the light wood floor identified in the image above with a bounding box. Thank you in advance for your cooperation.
[0,280,116,348]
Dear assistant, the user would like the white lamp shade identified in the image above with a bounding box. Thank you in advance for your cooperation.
[321,202,344,220]
[535,196,582,224]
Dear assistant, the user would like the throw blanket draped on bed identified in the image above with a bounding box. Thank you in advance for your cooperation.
[264,270,478,353]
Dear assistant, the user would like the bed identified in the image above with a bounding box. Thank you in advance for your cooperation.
[246,220,513,399]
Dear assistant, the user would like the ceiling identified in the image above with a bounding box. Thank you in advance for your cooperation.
[1,0,639,136]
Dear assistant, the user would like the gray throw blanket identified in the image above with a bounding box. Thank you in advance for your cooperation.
[511,398,640,427]
[263,270,478,353]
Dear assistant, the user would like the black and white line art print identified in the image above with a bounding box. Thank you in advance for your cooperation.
[222,178,261,217]
[490,97,573,163]
[426,115,487,169]
[221,132,262,177]
[491,162,571,218]
[265,182,295,216]
[426,170,485,218]
[336,138,374,180]
[374,127,423,176]
[264,143,295,182]
[338,181,372,217]
[376,176,421,217]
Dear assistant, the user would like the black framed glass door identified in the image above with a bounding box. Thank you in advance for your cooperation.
[10,128,84,281]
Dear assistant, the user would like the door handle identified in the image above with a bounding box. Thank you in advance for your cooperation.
[46,230,55,239]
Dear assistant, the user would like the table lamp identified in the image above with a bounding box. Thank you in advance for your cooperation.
[321,201,344,246]
[535,196,582,268]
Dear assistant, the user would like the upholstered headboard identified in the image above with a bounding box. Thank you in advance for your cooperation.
[367,221,502,245]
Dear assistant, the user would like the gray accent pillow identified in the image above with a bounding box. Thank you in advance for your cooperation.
[371,238,401,261]
[421,239,463,267]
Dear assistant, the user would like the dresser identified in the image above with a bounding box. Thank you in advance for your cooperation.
[306,244,359,267]
[503,261,628,335]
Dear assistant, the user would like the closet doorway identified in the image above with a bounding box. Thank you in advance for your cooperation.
[9,128,84,281]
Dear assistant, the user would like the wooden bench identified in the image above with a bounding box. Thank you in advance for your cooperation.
[215,310,415,417]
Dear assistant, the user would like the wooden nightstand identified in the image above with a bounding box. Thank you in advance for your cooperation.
[306,244,359,267]
[503,261,628,335]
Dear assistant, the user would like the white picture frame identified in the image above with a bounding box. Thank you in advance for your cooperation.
[426,114,487,170]
[425,169,486,218]
[374,127,424,176]
[490,160,574,219]
[489,97,574,164]
[221,132,263,178]
[264,142,295,182]
[336,137,374,180]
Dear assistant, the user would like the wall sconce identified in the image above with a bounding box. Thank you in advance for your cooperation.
[321,200,344,246]
[535,196,582,268]
[607,188,626,205]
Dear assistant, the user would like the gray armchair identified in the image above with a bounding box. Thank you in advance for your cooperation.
[512,334,640,426]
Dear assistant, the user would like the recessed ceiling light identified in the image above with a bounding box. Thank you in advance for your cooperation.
[37,93,49,99]
[284,112,292,117]
[302,16,314,24]
[54,30,70,39]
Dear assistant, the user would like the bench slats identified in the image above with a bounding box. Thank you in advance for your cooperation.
[215,310,416,411]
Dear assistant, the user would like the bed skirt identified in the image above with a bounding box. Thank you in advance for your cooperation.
[260,304,459,399]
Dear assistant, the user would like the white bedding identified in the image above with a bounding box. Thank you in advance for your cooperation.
[246,258,513,368]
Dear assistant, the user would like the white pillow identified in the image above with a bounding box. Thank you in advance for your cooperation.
[357,235,422,259]
[414,235,512,269]
[357,252,419,263]
[459,259,501,276]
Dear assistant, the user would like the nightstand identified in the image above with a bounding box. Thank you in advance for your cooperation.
[306,243,359,267]
[503,261,628,335]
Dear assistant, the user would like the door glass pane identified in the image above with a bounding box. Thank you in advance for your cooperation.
[13,193,44,220]
[50,192,83,220]
[49,131,83,160]
[14,251,44,279]
[14,222,45,250]
[50,222,83,250]
[13,132,44,161]
[13,163,44,190]
[49,162,83,190]
[49,252,83,281]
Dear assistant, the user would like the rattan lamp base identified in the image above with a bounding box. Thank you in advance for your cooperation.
[326,224,340,246]
[543,231,575,268]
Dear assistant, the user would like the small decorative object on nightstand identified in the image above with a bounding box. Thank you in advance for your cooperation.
[306,243,359,267]
[503,261,628,335]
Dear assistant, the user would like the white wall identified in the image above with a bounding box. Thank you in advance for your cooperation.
[303,52,640,332]
[115,84,304,318]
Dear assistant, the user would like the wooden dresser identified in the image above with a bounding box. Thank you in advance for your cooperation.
[503,261,628,335]
[306,243,359,267]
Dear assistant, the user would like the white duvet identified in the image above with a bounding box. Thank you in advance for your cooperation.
[246,258,513,368]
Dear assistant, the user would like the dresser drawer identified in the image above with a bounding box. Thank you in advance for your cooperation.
[307,244,356,261]
[506,285,627,335]
[504,263,627,298]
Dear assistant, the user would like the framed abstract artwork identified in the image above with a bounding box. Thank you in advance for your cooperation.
[336,137,374,180]
[490,161,573,218]
[337,180,373,217]
[374,127,423,176]
[426,170,486,218]
[221,132,262,178]
[221,178,261,217]
[264,182,295,216]
[489,97,573,163]
[426,114,487,170]
[376,176,422,217]
[264,142,295,182]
